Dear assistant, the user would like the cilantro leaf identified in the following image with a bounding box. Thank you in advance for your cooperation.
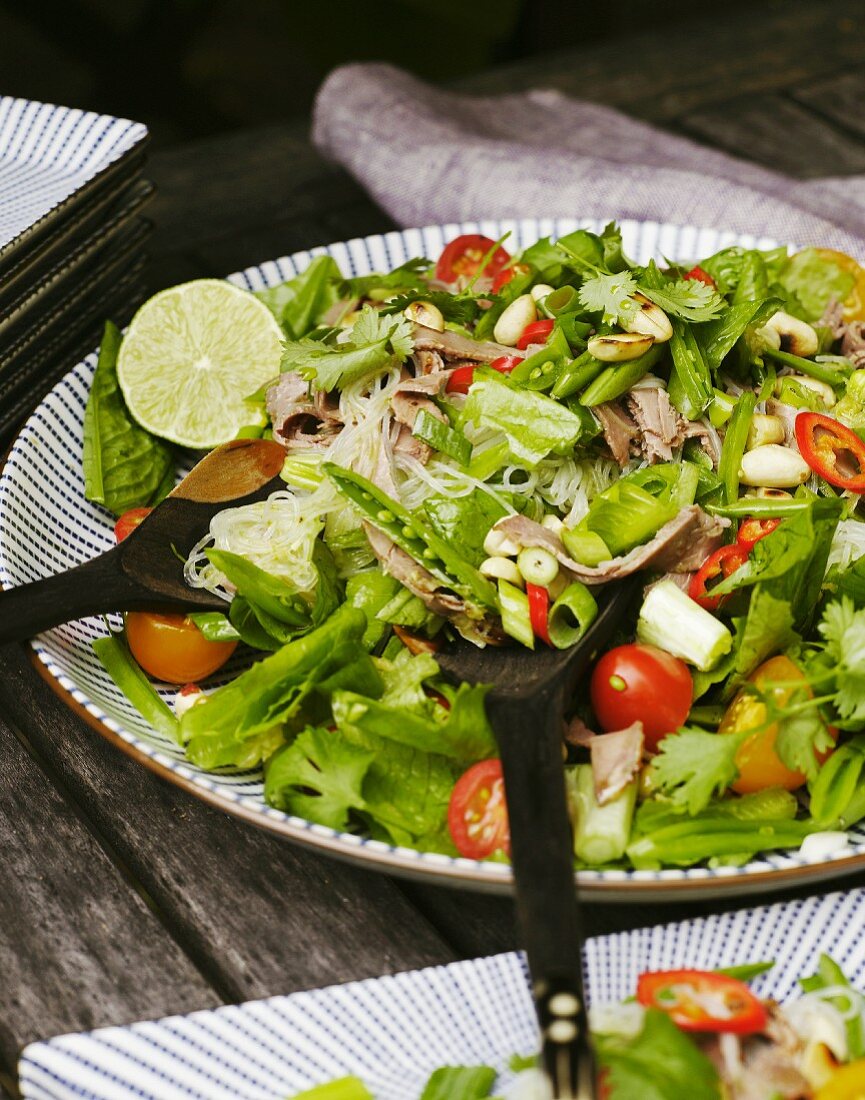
[775,689,834,780]
[281,306,413,392]
[264,725,374,830]
[381,289,481,326]
[640,276,726,323]
[651,728,744,814]
[596,1009,721,1100]
[577,271,638,325]
[819,598,865,725]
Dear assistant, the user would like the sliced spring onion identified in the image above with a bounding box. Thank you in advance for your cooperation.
[547,582,598,650]
[281,454,325,491]
[718,391,756,505]
[560,528,612,566]
[708,389,736,428]
[497,578,534,649]
[636,580,733,671]
[517,546,559,587]
[412,409,472,467]
[92,631,180,743]
[705,497,810,518]
[568,764,637,865]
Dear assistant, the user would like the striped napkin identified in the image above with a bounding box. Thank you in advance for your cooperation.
[313,63,865,253]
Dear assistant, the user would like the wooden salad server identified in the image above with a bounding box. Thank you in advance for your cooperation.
[0,438,287,643]
[436,579,638,1100]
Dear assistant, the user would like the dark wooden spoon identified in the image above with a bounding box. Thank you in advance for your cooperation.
[0,438,287,643]
[436,578,638,1100]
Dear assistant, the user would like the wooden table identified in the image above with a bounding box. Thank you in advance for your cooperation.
[3,1,865,1094]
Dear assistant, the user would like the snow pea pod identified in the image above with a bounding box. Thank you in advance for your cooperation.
[809,734,865,826]
[718,391,756,505]
[549,349,605,400]
[764,347,851,386]
[323,463,498,610]
[627,816,812,869]
[579,343,664,407]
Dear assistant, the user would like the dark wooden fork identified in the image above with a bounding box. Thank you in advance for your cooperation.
[0,438,287,643]
[436,579,637,1100]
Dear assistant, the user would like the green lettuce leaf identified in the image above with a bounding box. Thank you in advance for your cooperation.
[422,490,507,568]
[419,1065,497,1100]
[779,248,856,322]
[462,376,586,466]
[596,1009,721,1100]
[255,255,343,339]
[83,321,175,516]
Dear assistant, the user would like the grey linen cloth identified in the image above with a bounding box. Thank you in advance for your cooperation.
[313,63,865,253]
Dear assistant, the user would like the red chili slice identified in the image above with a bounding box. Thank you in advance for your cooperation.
[526,583,552,647]
[435,234,511,285]
[516,319,554,350]
[491,262,530,294]
[689,544,750,611]
[637,969,767,1035]
[795,411,865,492]
[686,265,717,289]
[736,517,781,550]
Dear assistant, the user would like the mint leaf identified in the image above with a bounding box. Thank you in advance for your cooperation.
[577,271,638,325]
[651,728,744,814]
[596,1009,721,1100]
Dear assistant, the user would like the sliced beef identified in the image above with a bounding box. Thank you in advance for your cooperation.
[362,522,505,646]
[588,723,644,805]
[393,423,432,464]
[682,418,722,468]
[266,370,342,450]
[494,506,727,585]
[818,297,846,340]
[391,372,451,431]
[626,386,688,463]
[595,402,638,466]
[412,323,526,364]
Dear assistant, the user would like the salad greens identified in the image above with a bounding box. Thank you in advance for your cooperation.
[90,223,865,873]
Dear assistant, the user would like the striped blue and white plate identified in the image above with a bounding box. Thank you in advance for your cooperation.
[18,887,865,1099]
[2,218,863,900]
[0,95,147,253]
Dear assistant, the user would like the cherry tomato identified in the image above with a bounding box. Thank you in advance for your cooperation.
[516,319,555,350]
[445,356,520,395]
[685,265,717,289]
[114,507,152,542]
[491,262,530,294]
[435,234,511,285]
[447,759,510,859]
[720,655,835,794]
[736,517,781,550]
[816,1058,865,1099]
[795,412,865,493]
[636,969,767,1035]
[526,583,552,647]
[689,544,750,611]
[590,644,692,754]
[125,611,237,684]
[808,248,865,323]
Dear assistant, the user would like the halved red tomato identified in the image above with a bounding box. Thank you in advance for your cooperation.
[686,265,717,289]
[492,262,530,294]
[114,507,152,542]
[445,355,521,394]
[637,969,767,1034]
[435,234,511,284]
[447,759,510,859]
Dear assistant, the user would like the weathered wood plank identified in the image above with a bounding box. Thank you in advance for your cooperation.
[0,699,218,1071]
[0,644,455,1009]
[458,0,865,124]
[791,67,865,143]
[678,92,865,178]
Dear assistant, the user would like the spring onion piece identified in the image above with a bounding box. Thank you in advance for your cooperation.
[560,528,612,566]
[497,578,534,649]
[412,409,472,467]
[92,631,180,742]
[281,454,325,491]
[579,343,664,406]
[569,764,637,865]
[718,391,756,505]
[636,580,733,671]
[547,582,598,649]
[517,546,559,587]
[543,285,579,316]
[709,388,736,428]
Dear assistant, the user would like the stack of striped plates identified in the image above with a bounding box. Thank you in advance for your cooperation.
[0,96,151,444]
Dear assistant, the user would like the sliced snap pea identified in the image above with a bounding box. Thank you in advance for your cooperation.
[717,391,756,506]
[764,347,851,385]
[93,631,180,743]
[550,350,605,400]
[547,582,598,649]
[579,343,664,407]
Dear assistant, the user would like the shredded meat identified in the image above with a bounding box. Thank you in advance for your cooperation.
[266,371,342,450]
[392,423,432,464]
[588,723,644,805]
[818,297,846,340]
[682,419,722,468]
[411,348,446,375]
[412,323,526,364]
[841,320,865,368]
[626,386,687,463]
[494,506,728,585]
[701,1004,809,1100]
[391,372,451,431]
[594,402,638,465]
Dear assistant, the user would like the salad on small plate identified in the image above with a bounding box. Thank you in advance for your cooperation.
[5,217,865,892]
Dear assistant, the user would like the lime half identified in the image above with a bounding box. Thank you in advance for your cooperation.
[117,279,284,449]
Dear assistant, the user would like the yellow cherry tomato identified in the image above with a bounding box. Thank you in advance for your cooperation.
[719,655,833,794]
[810,248,865,322]
[816,1058,865,1099]
[125,611,237,684]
